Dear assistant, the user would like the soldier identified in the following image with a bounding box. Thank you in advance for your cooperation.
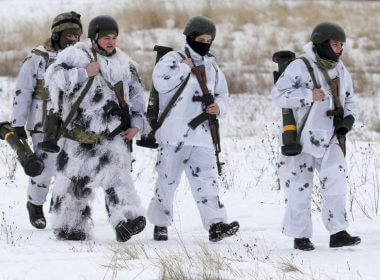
[147,16,239,242]
[272,22,361,250]
[11,11,82,229]
[44,15,147,241]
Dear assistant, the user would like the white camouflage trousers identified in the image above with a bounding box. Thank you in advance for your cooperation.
[147,144,227,230]
[278,142,349,238]
[27,133,57,205]
[50,137,144,234]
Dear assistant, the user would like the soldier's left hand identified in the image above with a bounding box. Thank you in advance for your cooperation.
[206,103,220,115]
[121,127,139,140]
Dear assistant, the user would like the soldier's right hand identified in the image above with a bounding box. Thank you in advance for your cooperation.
[86,62,100,77]
[182,57,194,69]
[13,126,27,139]
[312,88,325,101]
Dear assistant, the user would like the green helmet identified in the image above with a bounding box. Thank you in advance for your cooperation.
[310,22,346,44]
[88,15,119,41]
[183,16,216,40]
[51,11,82,39]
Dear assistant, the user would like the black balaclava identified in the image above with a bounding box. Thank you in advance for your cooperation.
[58,28,81,49]
[186,36,211,57]
[316,40,342,62]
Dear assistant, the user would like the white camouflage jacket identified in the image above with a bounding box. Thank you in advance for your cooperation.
[272,42,356,158]
[44,42,148,136]
[153,43,228,149]
[11,43,58,132]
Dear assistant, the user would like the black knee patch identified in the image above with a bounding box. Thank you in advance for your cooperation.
[56,149,69,171]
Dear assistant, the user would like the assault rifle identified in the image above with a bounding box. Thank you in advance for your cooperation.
[108,81,133,152]
[186,48,224,176]
[325,76,346,156]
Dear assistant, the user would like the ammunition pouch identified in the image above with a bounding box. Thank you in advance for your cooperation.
[0,121,44,177]
[63,128,105,145]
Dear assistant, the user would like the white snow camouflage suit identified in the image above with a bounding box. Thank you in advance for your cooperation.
[11,42,59,206]
[271,42,356,238]
[147,43,230,231]
[44,42,147,237]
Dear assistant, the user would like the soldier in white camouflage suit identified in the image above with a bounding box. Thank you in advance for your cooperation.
[11,11,82,229]
[44,15,147,241]
[147,16,239,242]
[272,22,361,251]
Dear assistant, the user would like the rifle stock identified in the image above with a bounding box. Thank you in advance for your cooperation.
[108,81,133,151]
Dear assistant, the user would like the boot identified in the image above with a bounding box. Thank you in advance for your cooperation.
[115,216,146,242]
[330,230,361,248]
[153,226,168,241]
[26,201,46,229]
[209,221,239,242]
[294,238,315,251]
[55,228,88,241]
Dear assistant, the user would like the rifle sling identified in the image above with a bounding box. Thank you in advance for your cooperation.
[153,73,190,132]
[295,57,319,142]
[59,49,96,137]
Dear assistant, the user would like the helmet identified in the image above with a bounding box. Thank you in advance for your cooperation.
[310,22,346,44]
[88,15,119,41]
[51,11,82,39]
[183,16,216,40]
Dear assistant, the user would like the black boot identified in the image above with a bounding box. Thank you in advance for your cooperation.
[55,228,88,241]
[209,221,240,242]
[26,201,46,229]
[115,216,146,242]
[294,238,315,251]
[330,230,361,248]
[154,226,168,241]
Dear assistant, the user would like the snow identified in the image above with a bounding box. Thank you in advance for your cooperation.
[1,0,380,279]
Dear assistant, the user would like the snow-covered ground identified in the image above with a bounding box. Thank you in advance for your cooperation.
[1,0,380,279]
[1,76,379,279]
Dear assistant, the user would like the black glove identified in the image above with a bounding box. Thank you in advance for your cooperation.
[13,126,27,139]
[335,115,355,136]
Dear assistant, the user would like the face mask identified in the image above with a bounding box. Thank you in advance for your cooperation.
[316,40,342,62]
[315,52,338,70]
[58,28,81,49]
[186,36,211,56]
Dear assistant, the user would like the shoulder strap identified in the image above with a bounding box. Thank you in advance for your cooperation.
[31,49,50,69]
[295,56,319,141]
[153,73,191,131]
[297,56,320,89]
[59,50,95,136]
[177,51,186,60]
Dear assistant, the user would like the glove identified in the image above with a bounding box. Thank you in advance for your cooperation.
[13,126,27,139]
[335,115,355,136]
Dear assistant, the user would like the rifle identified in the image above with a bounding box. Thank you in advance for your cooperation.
[321,72,346,156]
[185,47,224,176]
[107,81,133,152]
